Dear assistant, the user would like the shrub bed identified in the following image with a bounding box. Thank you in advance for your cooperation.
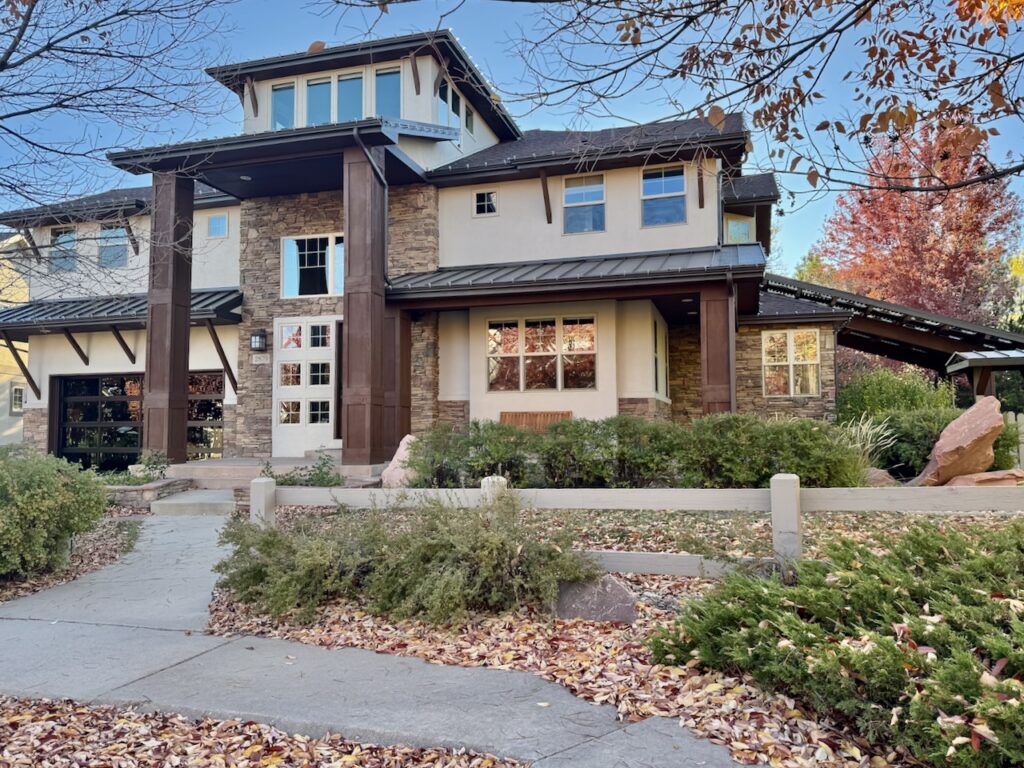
[215,496,598,624]
[836,368,955,422]
[0,448,108,577]
[406,414,868,489]
[649,522,1024,767]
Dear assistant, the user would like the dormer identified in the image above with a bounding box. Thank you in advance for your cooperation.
[204,30,519,171]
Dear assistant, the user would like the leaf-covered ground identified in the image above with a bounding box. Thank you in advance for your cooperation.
[208,574,904,768]
[0,696,522,767]
[0,517,141,605]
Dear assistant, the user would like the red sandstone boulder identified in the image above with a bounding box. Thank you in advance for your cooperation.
[908,397,1004,487]
[946,468,1024,487]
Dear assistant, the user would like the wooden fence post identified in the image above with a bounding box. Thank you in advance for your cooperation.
[250,477,277,529]
[770,473,802,562]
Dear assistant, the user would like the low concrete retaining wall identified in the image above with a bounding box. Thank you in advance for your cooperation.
[106,478,193,510]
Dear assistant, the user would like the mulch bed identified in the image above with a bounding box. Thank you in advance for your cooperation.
[0,516,141,605]
[0,695,523,767]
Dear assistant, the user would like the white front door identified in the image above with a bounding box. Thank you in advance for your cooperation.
[272,315,342,457]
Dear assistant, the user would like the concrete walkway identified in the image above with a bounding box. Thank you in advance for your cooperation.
[0,515,736,767]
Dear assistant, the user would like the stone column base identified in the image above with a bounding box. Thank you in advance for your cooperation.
[22,407,48,452]
[438,400,469,430]
[617,398,671,421]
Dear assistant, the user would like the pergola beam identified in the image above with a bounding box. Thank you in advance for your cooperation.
[1,330,39,399]
[205,319,237,393]
[109,324,136,365]
[62,329,89,366]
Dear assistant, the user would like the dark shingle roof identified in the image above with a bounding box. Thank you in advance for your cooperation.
[429,114,748,177]
[723,173,780,204]
[0,182,235,228]
[745,291,852,324]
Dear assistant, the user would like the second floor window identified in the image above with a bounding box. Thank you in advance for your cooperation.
[98,224,128,268]
[375,69,400,119]
[474,191,497,216]
[306,78,332,126]
[337,75,363,122]
[271,83,295,130]
[563,175,605,234]
[642,167,686,226]
[281,235,344,297]
[49,227,77,272]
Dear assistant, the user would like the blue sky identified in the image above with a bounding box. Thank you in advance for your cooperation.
[67,0,1024,274]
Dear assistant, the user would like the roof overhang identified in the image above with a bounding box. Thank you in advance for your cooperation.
[947,350,1024,374]
[0,192,237,229]
[205,30,521,142]
[108,120,438,198]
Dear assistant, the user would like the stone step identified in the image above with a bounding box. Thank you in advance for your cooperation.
[150,489,236,516]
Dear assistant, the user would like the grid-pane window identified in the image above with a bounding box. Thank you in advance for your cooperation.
[309,400,331,424]
[279,401,301,424]
[487,317,596,392]
[563,175,605,233]
[98,224,128,268]
[762,329,821,397]
[337,75,363,122]
[271,84,295,130]
[306,78,331,126]
[280,324,302,349]
[309,324,331,348]
[642,167,686,226]
[375,70,400,118]
[50,227,77,272]
[280,363,301,387]
[309,362,331,386]
[282,235,344,297]
[10,385,24,414]
[474,191,497,216]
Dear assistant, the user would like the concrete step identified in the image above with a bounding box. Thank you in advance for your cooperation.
[150,489,236,516]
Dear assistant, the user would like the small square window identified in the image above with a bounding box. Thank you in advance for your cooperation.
[310,324,331,348]
[309,362,331,386]
[309,400,331,424]
[280,325,302,349]
[10,385,24,415]
[278,401,301,424]
[279,363,301,387]
[207,214,228,238]
[474,191,497,216]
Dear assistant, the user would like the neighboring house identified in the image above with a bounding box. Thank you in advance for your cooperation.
[0,234,29,445]
[0,30,1020,471]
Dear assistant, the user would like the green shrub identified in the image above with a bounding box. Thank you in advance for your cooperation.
[216,495,597,624]
[877,408,1019,478]
[0,448,108,577]
[649,522,1024,767]
[837,368,955,422]
[261,450,345,487]
[406,420,539,488]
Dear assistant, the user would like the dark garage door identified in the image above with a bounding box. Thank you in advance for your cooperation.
[55,373,225,472]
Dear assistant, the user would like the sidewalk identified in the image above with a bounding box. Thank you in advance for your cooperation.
[0,515,736,767]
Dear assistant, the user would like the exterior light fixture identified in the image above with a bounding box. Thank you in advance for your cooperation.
[249,329,267,352]
[239,174,253,182]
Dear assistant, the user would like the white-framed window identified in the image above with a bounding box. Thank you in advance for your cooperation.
[306,77,332,126]
[309,400,331,425]
[641,166,686,227]
[337,74,363,122]
[280,324,302,349]
[49,227,77,272]
[9,384,24,415]
[207,213,228,239]
[309,361,331,386]
[474,191,497,217]
[279,362,301,387]
[486,316,597,392]
[309,323,331,348]
[281,234,344,298]
[437,78,463,141]
[271,82,296,130]
[278,400,301,425]
[98,224,128,269]
[465,106,475,135]
[374,68,401,119]
[272,317,341,441]
[653,318,668,396]
[762,329,821,397]
[563,175,605,234]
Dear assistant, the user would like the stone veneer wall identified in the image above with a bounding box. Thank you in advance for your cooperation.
[221,403,238,458]
[667,324,703,422]
[23,407,48,452]
[233,185,440,456]
[410,312,439,434]
[438,400,469,430]
[617,397,671,421]
[735,323,837,419]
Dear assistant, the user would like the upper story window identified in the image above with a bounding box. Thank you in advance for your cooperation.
[762,329,820,397]
[486,316,597,392]
[563,175,605,234]
[98,224,128,268]
[641,166,686,226]
[337,75,363,123]
[726,215,753,244]
[207,213,228,239]
[466,106,475,135]
[437,80,450,126]
[281,234,344,298]
[437,79,462,140]
[306,78,332,126]
[49,227,77,272]
[271,83,295,130]
[374,69,401,119]
[474,191,497,217]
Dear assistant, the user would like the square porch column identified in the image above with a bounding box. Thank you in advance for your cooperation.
[143,172,193,463]
[700,283,736,413]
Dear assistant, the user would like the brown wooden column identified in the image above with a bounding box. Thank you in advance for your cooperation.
[143,172,193,463]
[700,283,735,413]
[342,146,389,465]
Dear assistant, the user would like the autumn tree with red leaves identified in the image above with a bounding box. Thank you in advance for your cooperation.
[800,124,1022,326]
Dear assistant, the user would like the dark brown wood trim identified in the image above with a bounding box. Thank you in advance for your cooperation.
[121,218,140,256]
[245,76,259,117]
[109,325,136,364]
[972,367,995,397]
[847,316,966,354]
[727,280,737,411]
[699,284,733,413]
[697,165,705,209]
[755,204,772,256]
[539,170,552,224]
[46,376,59,454]
[62,329,89,366]
[1,330,40,399]
[204,319,237,393]
[409,54,421,94]
[19,228,42,261]
[432,57,448,95]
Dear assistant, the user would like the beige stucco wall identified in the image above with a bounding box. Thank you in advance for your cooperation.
[615,300,670,403]
[28,205,240,301]
[437,159,721,268]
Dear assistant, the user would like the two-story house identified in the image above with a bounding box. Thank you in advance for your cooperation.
[1,30,1020,473]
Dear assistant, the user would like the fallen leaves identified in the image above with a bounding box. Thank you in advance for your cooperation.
[0,696,522,767]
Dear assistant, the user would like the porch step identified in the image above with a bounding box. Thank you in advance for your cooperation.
[150,489,236,516]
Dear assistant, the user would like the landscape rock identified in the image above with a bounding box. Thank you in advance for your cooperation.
[946,468,1024,487]
[908,396,1004,487]
[556,574,637,624]
[865,467,900,487]
[381,434,417,489]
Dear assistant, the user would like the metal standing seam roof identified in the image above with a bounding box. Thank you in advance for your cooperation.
[0,288,242,341]
[946,349,1024,373]
[387,245,766,295]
